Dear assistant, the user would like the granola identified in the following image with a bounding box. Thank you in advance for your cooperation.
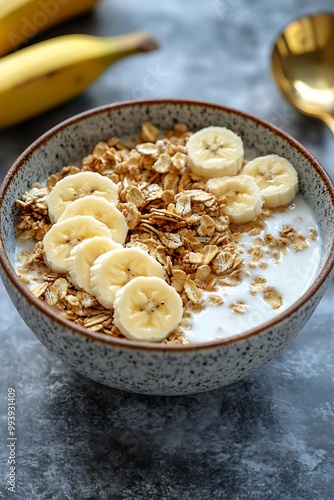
[15,122,316,343]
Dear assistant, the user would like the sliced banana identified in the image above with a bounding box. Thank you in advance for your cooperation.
[207,174,263,224]
[113,276,183,342]
[43,215,112,273]
[242,154,298,208]
[68,236,122,295]
[58,195,128,244]
[46,171,119,223]
[90,247,165,309]
[186,126,244,178]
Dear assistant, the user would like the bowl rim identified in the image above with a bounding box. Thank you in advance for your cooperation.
[1,98,334,352]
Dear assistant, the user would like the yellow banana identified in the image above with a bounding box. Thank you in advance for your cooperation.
[0,0,99,57]
[0,31,159,129]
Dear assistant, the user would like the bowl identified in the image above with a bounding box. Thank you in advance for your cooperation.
[0,99,333,395]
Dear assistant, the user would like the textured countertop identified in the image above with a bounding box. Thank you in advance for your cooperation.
[1,1,334,499]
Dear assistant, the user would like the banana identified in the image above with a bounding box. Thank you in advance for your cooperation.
[0,0,99,57]
[242,154,299,208]
[58,195,128,244]
[47,171,119,223]
[113,276,183,342]
[90,247,165,310]
[0,31,159,129]
[43,214,112,273]
[68,236,121,295]
[186,126,244,178]
[207,174,263,224]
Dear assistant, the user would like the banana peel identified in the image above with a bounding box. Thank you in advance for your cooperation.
[0,31,159,129]
[0,0,100,57]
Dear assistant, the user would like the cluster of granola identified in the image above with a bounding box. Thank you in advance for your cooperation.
[15,122,313,343]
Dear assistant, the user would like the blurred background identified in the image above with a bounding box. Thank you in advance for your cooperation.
[0,1,334,499]
[1,0,334,177]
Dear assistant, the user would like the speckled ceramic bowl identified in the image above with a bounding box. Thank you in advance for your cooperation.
[0,99,333,395]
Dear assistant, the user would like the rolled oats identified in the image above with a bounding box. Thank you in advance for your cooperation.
[209,294,224,306]
[249,276,267,295]
[15,122,313,344]
[230,301,248,314]
[183,278,198,301]
[263,286,283,310]
[152,152,171,174]
[309,228,317,241]
[31,282,49,298]
[141,121,159,143]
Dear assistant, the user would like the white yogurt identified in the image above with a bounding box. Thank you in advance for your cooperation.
[182,194,321,343]
[15,193,321,344]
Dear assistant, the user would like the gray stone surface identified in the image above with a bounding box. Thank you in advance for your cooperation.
[0,0,334,498]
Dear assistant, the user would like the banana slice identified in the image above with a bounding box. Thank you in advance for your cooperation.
[207,174,263,224]
[68,236,122,295]
[186,126,244,178]
[113,276,183,342]
[43,215,112,273]
[58,195,128,244]
[90,247,165,309]
[47,171,119,223]
[242,154,298,208]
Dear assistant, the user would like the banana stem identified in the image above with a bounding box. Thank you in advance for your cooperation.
[102,31,159,63]
[322,113,334,135]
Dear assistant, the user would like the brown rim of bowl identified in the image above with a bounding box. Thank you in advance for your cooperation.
[0,98,333,353]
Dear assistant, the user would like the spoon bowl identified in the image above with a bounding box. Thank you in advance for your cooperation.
[271,12,334,133]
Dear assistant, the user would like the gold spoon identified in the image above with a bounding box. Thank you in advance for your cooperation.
[271,12,334,133]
